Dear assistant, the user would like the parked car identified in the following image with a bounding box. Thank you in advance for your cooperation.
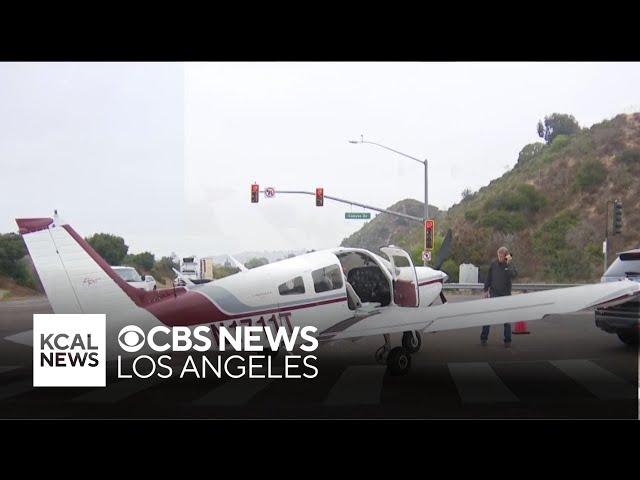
[112,266,157,292]
[594,248,640,346]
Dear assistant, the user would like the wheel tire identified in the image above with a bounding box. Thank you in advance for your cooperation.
[387,347,411,376]
[402,331,422,353]
[617,330,639,346]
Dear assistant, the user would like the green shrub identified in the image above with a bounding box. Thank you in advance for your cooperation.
[440,259,459,282]
[464,210,479,222]
[566,134,594,157]
[480,211,526,233]
[483,184,546,215]
[517,142,545,166]
[573,158,606,192]
[532,212,592,281]
[549,134,570,153]
[617,148,640,166]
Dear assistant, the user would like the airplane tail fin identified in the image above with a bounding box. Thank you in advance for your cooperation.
[16,214,144,316]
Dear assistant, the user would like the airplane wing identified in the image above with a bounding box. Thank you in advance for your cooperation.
[319,280,640,342]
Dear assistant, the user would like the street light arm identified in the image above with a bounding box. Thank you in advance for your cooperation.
[354,139,425,165]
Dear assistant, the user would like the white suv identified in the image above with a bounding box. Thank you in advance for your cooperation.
[112,266,157,292]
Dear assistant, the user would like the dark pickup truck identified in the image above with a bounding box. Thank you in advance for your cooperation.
[595,249,640,346]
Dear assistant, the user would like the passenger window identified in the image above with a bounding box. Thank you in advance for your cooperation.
[312,264,344,293]
[278,276,305,295]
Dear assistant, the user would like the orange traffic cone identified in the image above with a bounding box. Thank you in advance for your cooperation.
[513,321,530,334]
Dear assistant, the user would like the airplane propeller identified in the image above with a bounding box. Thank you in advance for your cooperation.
[433,229,453,271]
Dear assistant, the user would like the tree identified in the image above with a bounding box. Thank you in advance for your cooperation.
[86,233,128,265]
[537,113,580,144]
[245,257,269,269]
[124,252,155,272]
[461,188,473,201]
[0,233,30,284]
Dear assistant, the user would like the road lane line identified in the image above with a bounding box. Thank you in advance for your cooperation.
[448,362,518,404]
[325,366,385,406]
[191,369,283,406]
[4,330,33,347]
[550,359,636,400]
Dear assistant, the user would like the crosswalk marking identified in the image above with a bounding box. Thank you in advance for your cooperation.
[448,362,519,403]
[550,359,636,400]
[325,366,385,406]
[191,369,283,406]
[4,330,33,347]
[72,376,167,403]
[0,379,33,401]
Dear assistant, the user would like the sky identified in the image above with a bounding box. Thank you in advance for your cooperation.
[2,62,640,258]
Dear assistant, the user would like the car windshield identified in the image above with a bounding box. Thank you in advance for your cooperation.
[604,256,640,278]
[114,268,142,282]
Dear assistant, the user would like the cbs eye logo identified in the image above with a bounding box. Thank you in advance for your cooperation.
[118,325,146,353]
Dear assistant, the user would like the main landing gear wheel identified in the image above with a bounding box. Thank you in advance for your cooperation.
[402,331,422,353]
[387,347,411,376]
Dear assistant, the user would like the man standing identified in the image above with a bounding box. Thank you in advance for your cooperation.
[481,246,518,347]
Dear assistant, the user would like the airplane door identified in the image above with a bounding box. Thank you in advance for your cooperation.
[380,247,419,307]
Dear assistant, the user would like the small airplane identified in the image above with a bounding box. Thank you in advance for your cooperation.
[13,213,640,375]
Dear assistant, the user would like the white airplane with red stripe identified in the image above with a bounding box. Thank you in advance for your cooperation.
[14,213,640,375]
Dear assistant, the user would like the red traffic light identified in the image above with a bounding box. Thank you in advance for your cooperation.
[424,219,435,250]
[251,183,259,203]
[316,187,324,207]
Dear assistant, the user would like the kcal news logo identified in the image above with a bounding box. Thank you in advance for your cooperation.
[33,314,106,387]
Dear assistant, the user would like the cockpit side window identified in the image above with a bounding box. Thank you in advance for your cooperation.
[278,276,306,295]
[312,264,344,293]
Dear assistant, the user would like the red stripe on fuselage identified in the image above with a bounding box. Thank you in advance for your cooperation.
[419,279,443,287]
[147,293,348,327]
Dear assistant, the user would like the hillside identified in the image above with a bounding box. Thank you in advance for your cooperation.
[340,113,640,282]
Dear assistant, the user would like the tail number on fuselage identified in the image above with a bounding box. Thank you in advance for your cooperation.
[209,312,293,346]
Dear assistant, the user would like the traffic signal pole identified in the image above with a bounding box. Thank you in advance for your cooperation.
[260,189,424,224]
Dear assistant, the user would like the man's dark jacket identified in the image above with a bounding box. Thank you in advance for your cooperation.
[484,260,518,297]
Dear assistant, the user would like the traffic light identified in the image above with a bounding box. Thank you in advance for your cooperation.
[424,219,435,250]
[251,183,259,203]
[316,187,324,207]
[613,200,622,235]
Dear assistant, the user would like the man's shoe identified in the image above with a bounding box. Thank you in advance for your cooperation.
[480,340,487,346]
[504,341,512,348]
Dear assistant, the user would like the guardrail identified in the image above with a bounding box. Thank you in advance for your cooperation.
[443,283,585,292]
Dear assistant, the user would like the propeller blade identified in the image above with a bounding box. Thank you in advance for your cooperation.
[434,229,453,270]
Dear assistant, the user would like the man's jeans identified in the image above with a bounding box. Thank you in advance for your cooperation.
[480,323,512,343]
[481,291,512,343]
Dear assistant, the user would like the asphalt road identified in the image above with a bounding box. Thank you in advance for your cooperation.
[0,294,637,419]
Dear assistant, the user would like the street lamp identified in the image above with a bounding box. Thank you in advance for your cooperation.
[349,136,430,265]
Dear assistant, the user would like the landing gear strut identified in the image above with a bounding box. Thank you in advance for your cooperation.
[374,334,391,365]
[402,331,422,353]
